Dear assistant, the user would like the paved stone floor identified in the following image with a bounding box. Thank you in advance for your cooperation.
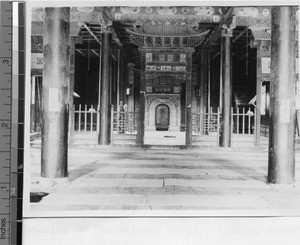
[29,145,300,214]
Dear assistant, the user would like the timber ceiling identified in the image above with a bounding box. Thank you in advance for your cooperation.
[31,6,298,67]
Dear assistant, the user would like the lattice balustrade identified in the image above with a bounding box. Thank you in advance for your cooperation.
[231,107,256,135]
[73,104,99,132]
[192,108,220,135]
[112,110,138,135]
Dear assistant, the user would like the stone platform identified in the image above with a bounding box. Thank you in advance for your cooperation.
[28,145,300,215]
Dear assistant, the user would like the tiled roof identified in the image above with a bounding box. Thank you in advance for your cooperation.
[139,24,202,37]
[251,29,271,40]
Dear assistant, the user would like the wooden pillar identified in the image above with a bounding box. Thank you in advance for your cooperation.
[97,41,102,134]
[30,75,36,132]
[41,7,70,178]
[268,7,296,184]
[116,49,120,111]
[98,26,112,145]
[199,50,207,113]
[207,50,211,110]
[219,29,232,147]
[68,38,75,144]
[186,50,193,146]
[136,50,146,145]
[219,45,223,109]
[195,66,201,111]
[119,49,125,109]
[255,49,262,147]
[127,63,135,111]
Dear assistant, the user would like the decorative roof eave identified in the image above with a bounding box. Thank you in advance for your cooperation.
[126,29,209,48]
[249,26,298,41]
[115,13,222,25]
[126,28,209,39]
[111,6,275,28]
[249,27,271,41]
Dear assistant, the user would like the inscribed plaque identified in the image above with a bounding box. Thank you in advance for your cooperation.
[280,99,290,123]
[49,88,60,112]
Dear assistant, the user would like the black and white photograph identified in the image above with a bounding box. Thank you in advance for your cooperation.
[17,0,300,244]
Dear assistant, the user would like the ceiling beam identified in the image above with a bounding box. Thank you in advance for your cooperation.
[232,28,248,44]
[202,7,235,48]
[193,8,234,62]
[79,22,101,45]
[112,29,123,48]
[76,49,86,57]
[76,43,100,50]
[91,49,100,57]
[211,52,221,62]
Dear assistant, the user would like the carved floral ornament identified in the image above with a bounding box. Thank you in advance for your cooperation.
[31,6,108,24]
[31,6,280,29]
[258,40,271,57]
[30,6,299,30]
[113,6,268,17]
[146,73,186,80]
[146,94,180,108]
[111,6,273,26]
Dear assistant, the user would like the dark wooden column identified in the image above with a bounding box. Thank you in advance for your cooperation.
[98,26,112,145]
[116,49,121,110]
[111,53,117,108]
[219,45,223,109]
[199,50,208,113]
[41,7,70,178]
[30,75,36,132]
[127,63,135,111]
[186,50,193,146]
[119,49,125,108]
[207,50,211,110]
[255,49,262,147]
[136,49,146,145]
[219,29,232,147]
[268,7,296,184]
[68,38,75,144]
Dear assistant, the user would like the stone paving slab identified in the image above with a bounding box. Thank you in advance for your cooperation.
[70,178,164,188]
[53,186,273,195]
[28,147,300,212]
[145,195,271,207]
[94,167,266,176]
[38,193,272,208]
[71,162,269,170]
[40,194,147,205]
[164,178,268,188]
[68,173,267,181]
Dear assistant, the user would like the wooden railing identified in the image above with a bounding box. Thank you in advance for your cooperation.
[192,107,220,135]
[73,104,99,132]
[111,107,138,135]
[110,106,138,145]
[192,107,255,136]
[231,107,256,135]
[295,110,300,147]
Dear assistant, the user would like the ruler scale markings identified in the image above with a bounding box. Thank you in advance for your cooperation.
[1,1,24,245]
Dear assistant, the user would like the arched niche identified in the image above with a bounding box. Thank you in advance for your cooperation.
[155,104,170,131]
[146,96,180,132]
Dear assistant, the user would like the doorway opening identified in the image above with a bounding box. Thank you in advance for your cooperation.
[155,104,170,131]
